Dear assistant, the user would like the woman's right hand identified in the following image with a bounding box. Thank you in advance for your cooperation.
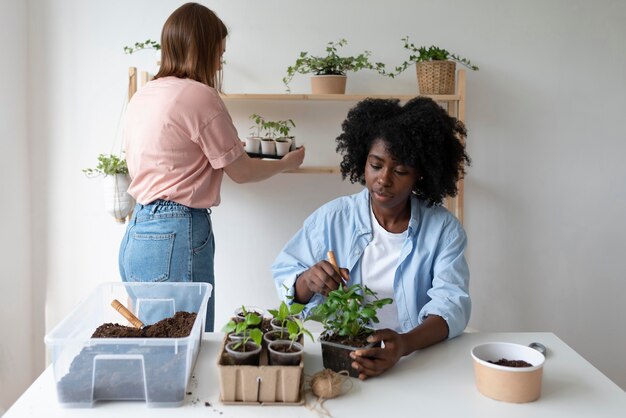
[281,146,305,171]
[294,260,348,303]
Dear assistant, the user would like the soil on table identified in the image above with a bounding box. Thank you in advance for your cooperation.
[57,311,198,404]
[92,311,197,338]
[488,358,533,367]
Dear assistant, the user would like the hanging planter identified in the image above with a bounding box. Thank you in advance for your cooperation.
[102,174,134,222]
[83,153,135,223]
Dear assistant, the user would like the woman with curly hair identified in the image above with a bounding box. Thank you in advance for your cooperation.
[272,97,471,379]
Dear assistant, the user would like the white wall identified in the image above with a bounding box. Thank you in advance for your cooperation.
[0,0,33,412]
[3,0,624,409]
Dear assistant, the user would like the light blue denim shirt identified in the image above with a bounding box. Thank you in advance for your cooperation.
[271,188,471,339]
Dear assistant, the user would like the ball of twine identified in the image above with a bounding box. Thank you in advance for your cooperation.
[310,369,351,399]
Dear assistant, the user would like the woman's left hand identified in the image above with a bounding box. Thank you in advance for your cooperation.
[349,329,406,380]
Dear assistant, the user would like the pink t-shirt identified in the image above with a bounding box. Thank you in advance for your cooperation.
[124,76,244,208]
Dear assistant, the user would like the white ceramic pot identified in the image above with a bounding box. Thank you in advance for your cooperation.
[275,138,292,156]
[103,174,134,223]
[260,138,276,155]
[244,136,261,154]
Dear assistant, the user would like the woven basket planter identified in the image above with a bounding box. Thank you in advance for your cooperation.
[415,61,456,95]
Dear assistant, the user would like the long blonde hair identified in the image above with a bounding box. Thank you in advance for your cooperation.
[154,3,227,90]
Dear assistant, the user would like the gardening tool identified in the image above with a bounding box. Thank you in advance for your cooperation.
[111,299,144,329]
[327,250,349,282]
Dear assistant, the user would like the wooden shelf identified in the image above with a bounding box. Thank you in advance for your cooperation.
[221,93,461,102]
[284,166,340,174]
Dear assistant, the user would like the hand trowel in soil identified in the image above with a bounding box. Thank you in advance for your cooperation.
[111,299,145,329]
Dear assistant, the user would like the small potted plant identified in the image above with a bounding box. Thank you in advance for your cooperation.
[267,300,305,340]
[270,119,296,156]
[222,311,264,366]
[267,317,313,366]
[83,153,135,223]
[245,114,264,154]
[309,284,393,377]
[282,39,387,94]
[390,36,479,95]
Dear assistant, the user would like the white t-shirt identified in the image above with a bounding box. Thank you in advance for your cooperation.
[361,204,407,331]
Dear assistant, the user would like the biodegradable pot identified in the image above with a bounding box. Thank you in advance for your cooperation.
[260,138,276,155]
[319,335,380,378]
[310,75,347,94]
[268,341,303,366]
[471,342,545,403]
[275,137,292,157]
[244,136,261,153]
[224,341,262,366]
[103,174,135,223]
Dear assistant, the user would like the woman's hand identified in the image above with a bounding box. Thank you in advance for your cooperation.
[349,329,406,380]
[280,146,305,171]
[294,260,348,303]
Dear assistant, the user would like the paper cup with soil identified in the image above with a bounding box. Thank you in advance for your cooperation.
[471,341,546,403]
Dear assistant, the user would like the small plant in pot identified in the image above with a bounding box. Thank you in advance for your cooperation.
[222,311,264,366]
[389,36,479,95]
[309,284,393,377]
[267,119,296,156]
[267,315,313,366]
[282,38,387,94]
[83,153,135,223]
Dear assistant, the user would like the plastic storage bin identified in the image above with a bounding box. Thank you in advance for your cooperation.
[44,281,211,408]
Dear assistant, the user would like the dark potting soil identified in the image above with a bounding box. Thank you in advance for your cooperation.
[488,358,533,367]
[320,332,373,348]
[92,311,197,338]
[57,311,197,405]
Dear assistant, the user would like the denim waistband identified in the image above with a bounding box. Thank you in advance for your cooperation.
[139,199,212,214]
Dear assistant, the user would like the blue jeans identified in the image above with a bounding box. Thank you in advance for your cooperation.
[118,200,215,331]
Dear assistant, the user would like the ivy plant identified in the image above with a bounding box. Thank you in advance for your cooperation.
[309,284,393,339]
[123,39,161,55]
[82,154,128,177]
[282,39,387,92]
[388,36,479,77]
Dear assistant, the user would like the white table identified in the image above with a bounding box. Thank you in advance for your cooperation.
[5,332,625,417]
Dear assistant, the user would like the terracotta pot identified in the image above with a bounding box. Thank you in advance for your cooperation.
[310,75,347,94]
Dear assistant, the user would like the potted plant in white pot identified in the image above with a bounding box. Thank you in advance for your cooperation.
[309,284,393,378]
[271,119,296,157]
[83,153,135,223]
[245,114,265,154]
[390,36,479,95]
[283,39,388,94]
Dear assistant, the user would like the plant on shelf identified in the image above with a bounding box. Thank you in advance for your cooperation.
[388,36,479,95]
[309,283,393,377]
[83,153,134,223]
[282,38,388,94]
[391,36,479,74]
[123,39,161,55]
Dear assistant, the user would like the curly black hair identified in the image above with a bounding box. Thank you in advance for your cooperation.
[335,96,470,206]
